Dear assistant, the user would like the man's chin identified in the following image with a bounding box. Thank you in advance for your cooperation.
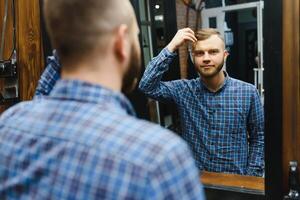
[197,66,224,78]
[198,70,218,78]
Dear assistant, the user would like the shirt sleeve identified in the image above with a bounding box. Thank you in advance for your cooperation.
[34,50,61,99]
[138,48,183,103]
[246,88,264,176]
[146,140,205,200]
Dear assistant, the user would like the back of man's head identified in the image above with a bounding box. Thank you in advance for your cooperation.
[44,0,135,69]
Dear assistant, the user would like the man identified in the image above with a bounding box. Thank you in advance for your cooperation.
[0,1,205,199]
[139,28,264,176]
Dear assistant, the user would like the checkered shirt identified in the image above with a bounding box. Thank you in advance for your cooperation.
[139,48,264,177]
[35,50,60,98]
[0,61,204,199]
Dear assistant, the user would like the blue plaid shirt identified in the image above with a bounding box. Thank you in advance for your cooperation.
[35,50,60,97]
[139,48,264,177]
[0,58,204,199]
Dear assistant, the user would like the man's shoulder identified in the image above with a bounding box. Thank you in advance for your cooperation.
[0,101,32,122]
[118,116,188,155]
[169,78,200,89]
[114,117,192,168]
[2,99,189,168]
[87,115,191,170]
[93,115,191,172]
[228,77,257,92]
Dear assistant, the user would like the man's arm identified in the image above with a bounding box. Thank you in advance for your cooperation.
[138,48,180,102]
[146,140,205,199]
[139,28,197,102]
[246,88,264,176]
[34,50,61,98]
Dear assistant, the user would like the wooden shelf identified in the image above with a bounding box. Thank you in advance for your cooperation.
[200,171,265,195]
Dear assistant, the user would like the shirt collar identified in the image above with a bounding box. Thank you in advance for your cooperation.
[199,71,230,93]
[49,79,136,116]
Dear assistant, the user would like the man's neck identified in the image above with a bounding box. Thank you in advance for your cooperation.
[201,71,225,92]
[61,59,123,92]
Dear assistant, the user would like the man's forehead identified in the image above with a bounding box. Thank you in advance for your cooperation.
[194,35,225,50]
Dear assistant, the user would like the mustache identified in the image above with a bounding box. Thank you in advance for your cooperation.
[200,64,215,67]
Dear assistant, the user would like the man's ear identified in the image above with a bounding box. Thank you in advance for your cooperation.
[114,24,130,62]
[224,50,229,60]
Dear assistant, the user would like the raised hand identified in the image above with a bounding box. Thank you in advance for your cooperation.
[167,28,197,53]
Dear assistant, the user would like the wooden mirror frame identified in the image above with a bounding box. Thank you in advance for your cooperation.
[197,1,299,199]
[265,0,299,199]
[201,1,299,199]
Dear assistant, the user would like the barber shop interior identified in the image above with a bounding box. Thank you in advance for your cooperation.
[0,0,299,199]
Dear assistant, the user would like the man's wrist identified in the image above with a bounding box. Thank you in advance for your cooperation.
[163,47,177,57]
[167,44,176,53]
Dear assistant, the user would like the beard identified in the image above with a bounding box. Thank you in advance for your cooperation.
[121,43,141,94]
[197,59,224,78]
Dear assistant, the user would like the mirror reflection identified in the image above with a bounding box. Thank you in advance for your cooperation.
[0,0,265,196]
[134,0,264,178]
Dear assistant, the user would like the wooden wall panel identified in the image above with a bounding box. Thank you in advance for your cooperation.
[16,0,44,101]
[0,0,13,59]
[0,0,44,112]
[282,0,300,192]
[0,0,14,112]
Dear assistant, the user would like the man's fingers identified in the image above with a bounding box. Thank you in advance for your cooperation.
[181,27,194,33]
[184,28,195,35]
[183,35,197,43]
[182,32,197,42]
[178,28,197,42]
[169,28,197,51]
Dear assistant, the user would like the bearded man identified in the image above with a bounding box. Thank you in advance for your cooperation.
[139,28,264,177]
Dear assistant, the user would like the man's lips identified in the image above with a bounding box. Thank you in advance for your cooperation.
[201,65,215,68]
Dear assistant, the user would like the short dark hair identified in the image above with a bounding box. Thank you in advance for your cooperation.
[44,0,135,68]
[195,28,224,42]
[192,28,225,51]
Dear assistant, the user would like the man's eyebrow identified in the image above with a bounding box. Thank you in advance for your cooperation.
[209,49,220,52]
[194,49,220,52]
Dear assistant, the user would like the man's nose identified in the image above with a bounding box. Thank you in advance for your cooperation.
[203,52,211,62]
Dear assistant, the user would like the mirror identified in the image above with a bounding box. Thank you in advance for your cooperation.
[131,0,265,196]
[199,0,265,177]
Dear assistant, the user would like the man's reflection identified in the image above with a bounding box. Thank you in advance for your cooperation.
[139,28,264,176]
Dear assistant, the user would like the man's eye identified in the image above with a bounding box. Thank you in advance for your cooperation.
[194,51,204,56]
[208,50,219,55]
